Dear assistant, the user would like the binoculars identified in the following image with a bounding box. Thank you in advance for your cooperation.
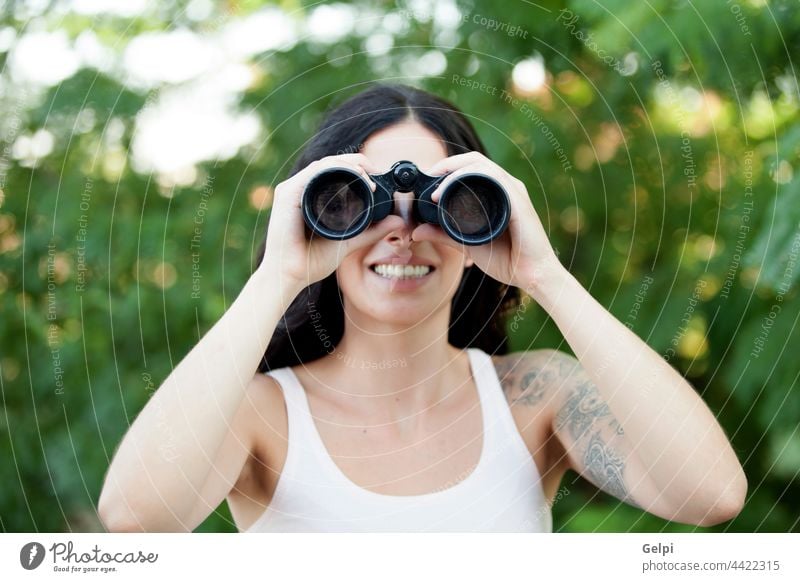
[301,160,510,246]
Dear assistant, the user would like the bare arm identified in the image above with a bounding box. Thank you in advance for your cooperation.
[97,264,300,531]
[411,152,746,526]
[98,153,404,532]
[531,265,748,527]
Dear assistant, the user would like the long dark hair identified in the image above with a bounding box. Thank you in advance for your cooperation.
[255,83,520,372]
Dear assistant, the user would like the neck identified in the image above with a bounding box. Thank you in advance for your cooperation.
[314,306,471,417]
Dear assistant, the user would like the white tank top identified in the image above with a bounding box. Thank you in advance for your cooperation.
[243,347,552,532]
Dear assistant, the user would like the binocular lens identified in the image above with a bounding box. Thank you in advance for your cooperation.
[306,170,370,235]
[440,175,506,238]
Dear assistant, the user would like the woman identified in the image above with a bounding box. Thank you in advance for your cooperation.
[98,84,747,532]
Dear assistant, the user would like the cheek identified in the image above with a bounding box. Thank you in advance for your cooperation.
[435,253,469,293]
[440,250,467,275]
[335,253,373,301]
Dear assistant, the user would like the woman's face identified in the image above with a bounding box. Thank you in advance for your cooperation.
[336,121,471,329]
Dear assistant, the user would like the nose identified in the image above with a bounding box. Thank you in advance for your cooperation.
[386,191,418,245]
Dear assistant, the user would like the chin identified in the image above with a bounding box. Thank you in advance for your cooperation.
[339,271,454,326]
[355,301,444,329]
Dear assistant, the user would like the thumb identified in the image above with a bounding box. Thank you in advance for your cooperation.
[410,223,462,251]
[342,215,406,254]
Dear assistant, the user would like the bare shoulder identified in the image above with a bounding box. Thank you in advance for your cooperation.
[239,371,289,469]
[490,349,578,498]
[491,348,579,412]
[243,372,288,416]
[225,372,289,530]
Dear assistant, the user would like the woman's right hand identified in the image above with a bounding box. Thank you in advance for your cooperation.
[260,153,405,291]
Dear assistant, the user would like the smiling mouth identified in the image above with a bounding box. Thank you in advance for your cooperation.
[369,264,435,280]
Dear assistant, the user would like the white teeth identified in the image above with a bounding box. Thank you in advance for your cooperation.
[372,264,431,279]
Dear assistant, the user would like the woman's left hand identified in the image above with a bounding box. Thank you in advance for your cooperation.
[411,152,563,291]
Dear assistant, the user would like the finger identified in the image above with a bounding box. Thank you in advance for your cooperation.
[410,223,464,251]
[301,157,377,192]
[428,164,505,204]
[336,159,377,190]
[334,153,381,175]
[426,152,486,176]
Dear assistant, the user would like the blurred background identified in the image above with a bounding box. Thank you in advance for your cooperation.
[1,0,798,532]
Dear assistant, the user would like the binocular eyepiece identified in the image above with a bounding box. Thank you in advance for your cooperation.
[301,160,510,246]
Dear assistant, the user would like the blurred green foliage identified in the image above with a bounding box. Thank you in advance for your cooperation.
[1,0,798,532]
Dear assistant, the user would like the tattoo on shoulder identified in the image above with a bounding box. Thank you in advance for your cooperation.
[494,354,556,408]
[517,367,555,406]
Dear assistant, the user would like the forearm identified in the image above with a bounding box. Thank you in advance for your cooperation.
[99,263,300,528]
[529,264,746,520]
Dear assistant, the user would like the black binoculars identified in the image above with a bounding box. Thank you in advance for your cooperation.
[301,160,510,246]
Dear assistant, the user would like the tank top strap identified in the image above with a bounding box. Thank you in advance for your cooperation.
[466,347,531,459]
[250,351,551,532]
[267,349,531,487]
[263,367,336,477]
[266,367,308,418]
